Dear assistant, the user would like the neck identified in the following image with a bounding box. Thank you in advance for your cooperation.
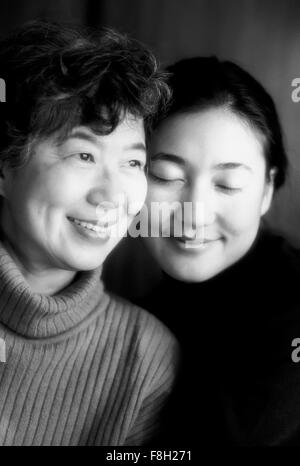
[21,267,76,296]
[1,236,76,295]
[0,236,104,339]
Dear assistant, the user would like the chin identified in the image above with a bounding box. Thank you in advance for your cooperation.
[160,258,225,283]
[60,252,107,272]
[60,237,120,271]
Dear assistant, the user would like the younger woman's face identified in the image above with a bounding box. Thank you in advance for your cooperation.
[143,107,274,282]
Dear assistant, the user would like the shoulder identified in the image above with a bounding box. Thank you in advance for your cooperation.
[263,230,300,276]
[255,230,300,319]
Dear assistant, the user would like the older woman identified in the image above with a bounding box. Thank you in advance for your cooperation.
[0,21,178,446]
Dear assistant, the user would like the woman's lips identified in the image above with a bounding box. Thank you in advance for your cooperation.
[67,217,113,240]
[172,236,222,250]
[67,216,117,228]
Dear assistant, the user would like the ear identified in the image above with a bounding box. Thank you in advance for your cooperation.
[260,168,276,216]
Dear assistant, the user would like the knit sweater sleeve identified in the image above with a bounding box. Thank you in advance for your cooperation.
[124,310,180,446]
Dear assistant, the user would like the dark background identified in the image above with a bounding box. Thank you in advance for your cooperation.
[0,0,300,248]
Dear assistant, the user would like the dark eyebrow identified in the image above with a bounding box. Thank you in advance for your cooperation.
[214,162,253,172]
[150,152,186,166]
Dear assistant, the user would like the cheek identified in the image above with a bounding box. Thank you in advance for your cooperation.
[146,182,180,203]
[145,186,170,228]
[30,167,89,207]
[125,174,147,215]
[220,190,265,235]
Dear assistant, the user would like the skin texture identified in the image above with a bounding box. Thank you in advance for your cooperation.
[143,107,275,282]
[0,115,147,294]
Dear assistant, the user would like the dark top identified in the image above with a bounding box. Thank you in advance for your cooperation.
[138,230,300,446]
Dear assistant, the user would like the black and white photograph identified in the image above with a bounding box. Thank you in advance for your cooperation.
[0,0,300,457]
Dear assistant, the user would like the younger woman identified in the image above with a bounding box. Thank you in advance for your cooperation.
[139,57,300,446]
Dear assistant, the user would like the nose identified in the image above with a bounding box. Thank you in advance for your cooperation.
[87,169,123,209]
[178,179,216,234]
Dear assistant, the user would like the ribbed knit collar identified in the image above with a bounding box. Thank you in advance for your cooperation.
[0,241,105,339]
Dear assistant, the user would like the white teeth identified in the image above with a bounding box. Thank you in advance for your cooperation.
[184,242,206,249]
[71,218,111,236]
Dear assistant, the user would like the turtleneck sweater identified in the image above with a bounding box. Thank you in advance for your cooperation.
[138,230,300,446]
[0,241,178,446]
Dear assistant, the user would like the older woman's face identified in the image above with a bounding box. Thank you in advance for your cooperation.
[143,107,274,282]
[0,115,147,271]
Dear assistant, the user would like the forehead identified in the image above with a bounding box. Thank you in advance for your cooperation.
[150,108,265,169]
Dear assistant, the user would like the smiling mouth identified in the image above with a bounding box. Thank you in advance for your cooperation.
[174,237,222,249]
[68,216,117,227]
[68,217,114,238]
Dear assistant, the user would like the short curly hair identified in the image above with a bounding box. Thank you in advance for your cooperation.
[0,20,171,168]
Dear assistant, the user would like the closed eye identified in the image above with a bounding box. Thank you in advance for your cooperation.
[216,184,242,194]
[149,173,185,184]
